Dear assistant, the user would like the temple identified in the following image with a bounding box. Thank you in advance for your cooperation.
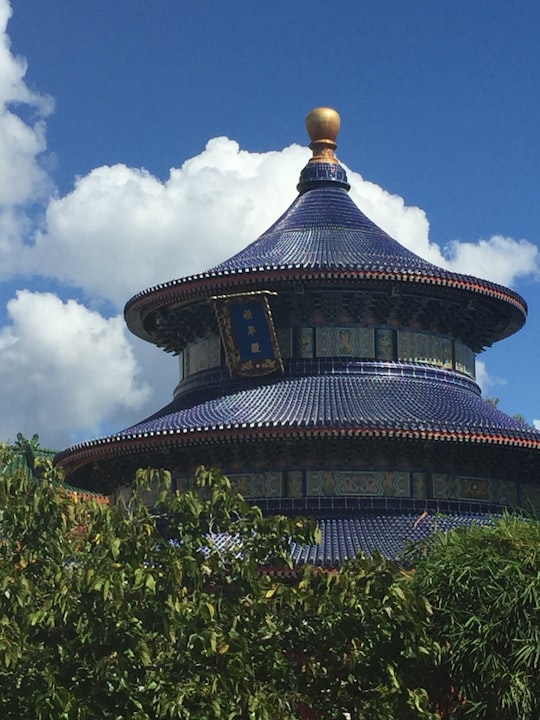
[56,108,540,562]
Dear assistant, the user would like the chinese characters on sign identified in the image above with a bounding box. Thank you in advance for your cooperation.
[211,291,283,378]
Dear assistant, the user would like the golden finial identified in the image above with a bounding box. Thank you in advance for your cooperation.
[305,107,341,164]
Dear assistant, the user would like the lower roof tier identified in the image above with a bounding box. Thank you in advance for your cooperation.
[261,510,499,565]
[57,361,540,478]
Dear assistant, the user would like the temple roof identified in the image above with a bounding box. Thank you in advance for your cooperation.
[289,512,496,565]
[125,123,526,346]
[193,509,499,565]
[56,361,540,472]
[208,183,467,275]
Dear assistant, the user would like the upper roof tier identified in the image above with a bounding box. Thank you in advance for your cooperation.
[124,108,527,348]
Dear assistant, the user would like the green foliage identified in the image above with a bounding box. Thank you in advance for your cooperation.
[412,514,540,719]
[0,444,437,719]
[278,556,438,719]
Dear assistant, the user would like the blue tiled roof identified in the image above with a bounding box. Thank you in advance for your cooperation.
[124,163,526,344]
[288,512,497,565]
[61,363,540,458]
[209,511,498,565]
[209,184,452,276]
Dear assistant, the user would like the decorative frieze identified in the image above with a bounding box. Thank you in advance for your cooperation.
[433,474,518,506]
[181,325,476,380]
[315,326,375,358]
[306,470,409,497]
[171,464,538,511]
[228,472,283,497]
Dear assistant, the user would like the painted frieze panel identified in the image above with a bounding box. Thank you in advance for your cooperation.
[398,330,448,368]
[433,474,518,505]
[298,327,315,358]
[306,470,409,497]
[306,470,335,496]
[286,470,304,498]
[440,337,453,369]
[458,476,492,501]
[375,328,394,361]
[411,472,428,499]
[315,326,375,358]
[228,472,282,498]
[432,474,460,500]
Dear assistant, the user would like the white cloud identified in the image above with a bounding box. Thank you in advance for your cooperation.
[0,0,53,280]
[443,235,539,287]
[23,141,310,308]
[474,359,508,403]
[0,0,52,207]
[534,420,540,430]
[0,291,150,447]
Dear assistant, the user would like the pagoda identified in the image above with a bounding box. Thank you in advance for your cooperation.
[56,108,540,562]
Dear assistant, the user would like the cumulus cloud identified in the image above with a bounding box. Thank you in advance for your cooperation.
[0,0,53,279]
[0,1,52,206]
[534,420,540,430]
[442,235,539,287]
[21,141,310,308]
[0,291,150,448]
[474,359,508,398]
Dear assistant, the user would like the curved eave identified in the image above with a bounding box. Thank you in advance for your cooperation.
[57,424,540,478]
[124,265,527,343]
[57,366,540,477]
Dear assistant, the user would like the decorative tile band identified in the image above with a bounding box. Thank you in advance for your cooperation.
[306,470,409,497]
[170,468,537,510]
[433,474,518,506]
[181,326,476,380]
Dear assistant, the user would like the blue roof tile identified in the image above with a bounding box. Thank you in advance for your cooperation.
[71,362,540,451]
[206,511,498,565]
[210,184,442,276]
[289,512,497,565]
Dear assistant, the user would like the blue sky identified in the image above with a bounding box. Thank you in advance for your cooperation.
[2,0,540,449]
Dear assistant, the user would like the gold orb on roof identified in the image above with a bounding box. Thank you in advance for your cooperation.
[305,107,341,164]
[305,107,341,144]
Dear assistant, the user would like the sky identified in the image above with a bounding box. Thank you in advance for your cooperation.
[1,0,540,450]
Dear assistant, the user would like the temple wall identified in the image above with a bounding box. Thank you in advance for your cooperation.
[171,467,540,512]
[180,326,476,381]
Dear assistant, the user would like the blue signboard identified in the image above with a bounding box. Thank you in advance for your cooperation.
[212,291,283,378]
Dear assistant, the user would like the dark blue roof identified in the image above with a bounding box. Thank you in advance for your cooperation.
[124,161,527,344]
[67,362,540,453]
[209,511,498,565]
[289,512,496,565]
[209,183,450,276]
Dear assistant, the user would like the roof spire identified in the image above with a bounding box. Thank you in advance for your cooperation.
[305,107,341,164]
[297,107,350,194]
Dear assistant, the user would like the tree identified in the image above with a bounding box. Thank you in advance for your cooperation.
[0,443,438,719]
[411,514,540,719]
